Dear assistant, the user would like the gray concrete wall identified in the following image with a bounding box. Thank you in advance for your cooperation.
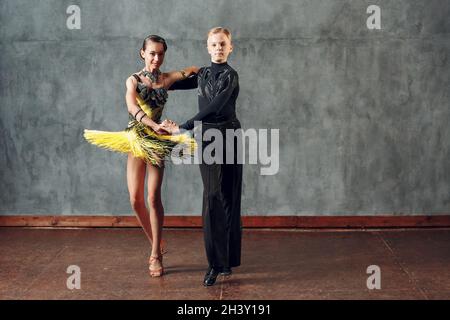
[1,0,449,216]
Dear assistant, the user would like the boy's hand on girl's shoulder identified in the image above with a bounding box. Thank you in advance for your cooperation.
[187,66,200,76]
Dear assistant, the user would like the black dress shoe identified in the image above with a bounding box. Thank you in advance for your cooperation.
[219,267,232,276]
[203,266,214,281]
[203,267,219,286]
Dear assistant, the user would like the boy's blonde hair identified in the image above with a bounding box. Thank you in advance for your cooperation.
[207,27,232,41]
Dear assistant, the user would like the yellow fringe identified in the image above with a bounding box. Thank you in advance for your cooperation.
[83,95,196,165]
[84,129,196,163]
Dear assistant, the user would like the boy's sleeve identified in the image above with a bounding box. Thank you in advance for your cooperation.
[168,69,201,90]
[180,71,238,130]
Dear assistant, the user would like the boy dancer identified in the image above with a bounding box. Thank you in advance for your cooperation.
[166,27,242,286]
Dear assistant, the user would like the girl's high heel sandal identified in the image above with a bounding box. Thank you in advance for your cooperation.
[149,255,164,277]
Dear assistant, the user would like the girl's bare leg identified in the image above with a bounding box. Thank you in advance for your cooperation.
[146,163,165,258]
[127,153,153,246]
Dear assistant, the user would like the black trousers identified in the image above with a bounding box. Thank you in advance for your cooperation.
[200,118,243,269]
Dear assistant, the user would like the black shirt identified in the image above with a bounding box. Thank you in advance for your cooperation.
[169,62,239,130]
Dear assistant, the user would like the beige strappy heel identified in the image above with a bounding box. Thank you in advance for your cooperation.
[149,255,164,277]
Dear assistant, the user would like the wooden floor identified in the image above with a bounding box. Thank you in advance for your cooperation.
[0,227,449,300]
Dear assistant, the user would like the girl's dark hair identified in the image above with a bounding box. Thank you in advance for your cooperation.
[141,35,168,56]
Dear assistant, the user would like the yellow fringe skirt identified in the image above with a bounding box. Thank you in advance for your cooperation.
[84,120,196,166]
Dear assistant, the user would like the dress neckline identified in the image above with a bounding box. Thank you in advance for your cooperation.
[136,71,168,92]
[141,69,161,83]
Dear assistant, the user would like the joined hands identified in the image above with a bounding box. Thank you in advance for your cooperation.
[159,119,180,135]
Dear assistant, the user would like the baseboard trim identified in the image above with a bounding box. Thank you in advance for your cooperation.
[0,215,449,228]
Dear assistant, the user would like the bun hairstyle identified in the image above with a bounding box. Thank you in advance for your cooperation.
[140,34,167,59]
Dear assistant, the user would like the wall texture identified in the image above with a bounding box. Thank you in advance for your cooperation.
[1,0,449,216]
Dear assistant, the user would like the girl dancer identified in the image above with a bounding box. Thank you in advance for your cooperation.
[84,35,198,277]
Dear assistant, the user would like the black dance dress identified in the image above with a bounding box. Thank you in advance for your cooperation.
[84,71,196,166]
